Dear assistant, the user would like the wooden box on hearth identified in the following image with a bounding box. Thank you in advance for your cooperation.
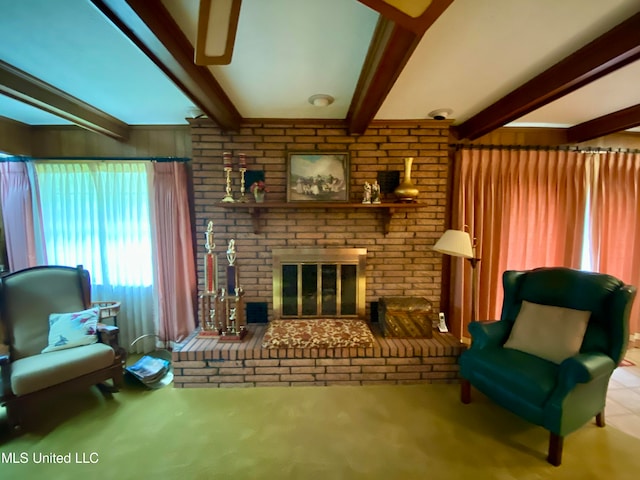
[378,296,433,338]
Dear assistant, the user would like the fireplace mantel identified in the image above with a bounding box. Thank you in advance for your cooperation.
[216,202,423,234]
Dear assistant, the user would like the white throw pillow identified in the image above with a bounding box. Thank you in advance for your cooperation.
[503,300,590,364]
[42,307,100,353]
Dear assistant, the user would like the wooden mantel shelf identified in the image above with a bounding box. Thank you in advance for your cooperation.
[215,202,422,234]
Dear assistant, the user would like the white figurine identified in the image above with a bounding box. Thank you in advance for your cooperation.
[363,181,372,204]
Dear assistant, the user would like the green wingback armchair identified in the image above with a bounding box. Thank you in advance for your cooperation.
[459,267,636,466]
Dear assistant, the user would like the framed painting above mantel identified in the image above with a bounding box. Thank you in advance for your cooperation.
[286,152,349,202]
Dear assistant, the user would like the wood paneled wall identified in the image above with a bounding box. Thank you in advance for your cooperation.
[455,127,640,149]
[0,118,32,156]
[0,124,191,158]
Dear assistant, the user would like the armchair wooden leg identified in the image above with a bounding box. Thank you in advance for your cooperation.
[96,383,118,395]
[4,402,23,430]
[113,366,124,389]
[547,432,563,466]
[596,411,605,427]
[461,379,471,404]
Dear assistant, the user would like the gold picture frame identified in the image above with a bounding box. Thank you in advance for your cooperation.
[286,152,350,202]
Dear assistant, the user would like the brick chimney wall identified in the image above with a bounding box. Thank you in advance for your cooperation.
[189,119,450,322]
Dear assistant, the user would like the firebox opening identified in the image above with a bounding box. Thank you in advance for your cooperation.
[273,248,367,320]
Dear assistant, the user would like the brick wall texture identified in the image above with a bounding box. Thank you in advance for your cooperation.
[189,119,450,322]
[172,325,464,388]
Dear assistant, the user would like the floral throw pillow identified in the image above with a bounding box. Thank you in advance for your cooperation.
[42,307,100,353]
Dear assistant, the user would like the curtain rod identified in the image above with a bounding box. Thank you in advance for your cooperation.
[450,144,640,154]
[1,156,190,162]
[31,156,191,162]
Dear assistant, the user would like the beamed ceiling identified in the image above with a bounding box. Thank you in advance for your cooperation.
[1,0,640,146]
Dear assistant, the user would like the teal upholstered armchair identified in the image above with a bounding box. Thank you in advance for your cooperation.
[459,267,636,466]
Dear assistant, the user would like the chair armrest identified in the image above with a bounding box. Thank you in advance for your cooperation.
[468,320,511,349]
[558,353,615,384]
[551,353,615,400]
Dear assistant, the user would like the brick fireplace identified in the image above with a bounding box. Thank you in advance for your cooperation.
[177,120,463,388]
[189,119,450,320]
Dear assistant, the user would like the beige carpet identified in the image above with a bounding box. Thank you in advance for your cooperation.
[1,380,640,479]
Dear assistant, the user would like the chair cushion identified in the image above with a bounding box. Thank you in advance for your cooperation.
[462,348,559,407]
[503,301,590,364]
[42,307,100,353]
[10,343,115,396]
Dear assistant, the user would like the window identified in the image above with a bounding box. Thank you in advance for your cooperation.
[36,162,153,287]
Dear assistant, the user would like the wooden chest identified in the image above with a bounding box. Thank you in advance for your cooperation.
[378,296,433,338]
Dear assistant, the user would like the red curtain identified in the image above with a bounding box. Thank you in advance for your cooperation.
[452,148,588,339]
[0,162,39,271]
[151,162,197,343]
[590,152,640,341]
[451,147,640,342]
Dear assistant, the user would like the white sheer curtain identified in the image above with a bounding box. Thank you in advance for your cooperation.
[35,162,156,352]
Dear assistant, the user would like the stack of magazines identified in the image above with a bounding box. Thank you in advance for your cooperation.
[126,355,171,387]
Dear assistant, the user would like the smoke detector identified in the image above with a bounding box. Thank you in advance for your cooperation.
[428,108,453,120]
[308,94,335,107]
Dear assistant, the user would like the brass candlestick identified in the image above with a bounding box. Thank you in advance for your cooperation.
[239,167,248,202]
[221,166,235,203]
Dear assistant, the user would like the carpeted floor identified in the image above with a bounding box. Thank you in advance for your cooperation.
[1,379,640,479]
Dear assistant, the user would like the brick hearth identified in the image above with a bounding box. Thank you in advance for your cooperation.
[172,325,465,388]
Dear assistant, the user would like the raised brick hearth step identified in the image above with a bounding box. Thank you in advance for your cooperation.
[172,325,466,388]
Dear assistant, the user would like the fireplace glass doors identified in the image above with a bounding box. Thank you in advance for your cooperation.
[273,248,366,319]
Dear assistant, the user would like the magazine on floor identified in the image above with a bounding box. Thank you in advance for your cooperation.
[126,355,170,383]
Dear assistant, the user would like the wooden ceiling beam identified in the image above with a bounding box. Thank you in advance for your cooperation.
[452,11,640,141]
[357,0,453,35]
[0,60,129,140]
[566,104,640,144]
[348,0,453,135]
[92,0,242,131]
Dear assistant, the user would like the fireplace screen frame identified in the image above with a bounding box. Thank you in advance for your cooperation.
[272,248,367,320]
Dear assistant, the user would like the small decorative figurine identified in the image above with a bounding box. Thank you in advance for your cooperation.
[363,181,372,204]
[371,181,381,204]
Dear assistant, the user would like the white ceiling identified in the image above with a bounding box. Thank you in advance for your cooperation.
[377,0,640,127]
[0,0,195,125]
[1,0,640,135]
[163,0,380,119]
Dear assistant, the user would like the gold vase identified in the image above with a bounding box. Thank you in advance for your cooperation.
[394,157,419,202]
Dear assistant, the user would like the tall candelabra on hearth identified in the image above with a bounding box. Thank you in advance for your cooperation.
[198,222,247,341]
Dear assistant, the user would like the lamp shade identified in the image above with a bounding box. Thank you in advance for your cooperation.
[433,229,474,259]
